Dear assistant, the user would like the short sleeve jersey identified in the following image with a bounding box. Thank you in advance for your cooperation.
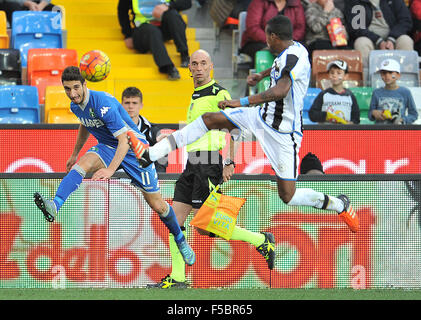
[260,42,311,135]
[70,90,147,148]
[186,79,231,152]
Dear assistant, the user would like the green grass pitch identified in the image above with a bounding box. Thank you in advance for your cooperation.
[1,288,421,300]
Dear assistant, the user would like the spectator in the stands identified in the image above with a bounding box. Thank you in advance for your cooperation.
[240,0,305,66]
[410,0,421,55]
[343,0,414,67]
[369,58,418,124]
[301,0,344,11]
[2,0,56,25]
[309,60,360,124]
[117,0,192,81]
[301,0,315,10]
[305,0,349,59]
[231,0,253,23]
[121,86,168,172]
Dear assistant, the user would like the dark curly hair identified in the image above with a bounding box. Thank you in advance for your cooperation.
[61,66,85,84]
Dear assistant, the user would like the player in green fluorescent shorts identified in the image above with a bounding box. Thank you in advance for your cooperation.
[146,49,276,289]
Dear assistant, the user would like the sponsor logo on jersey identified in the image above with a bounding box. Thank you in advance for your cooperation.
[79,117,105,128]
[229,109,244,115]
[272,63,281,79]
[100,106,110,117]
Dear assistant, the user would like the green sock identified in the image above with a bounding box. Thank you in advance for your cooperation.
[230,226,265,247]
[169,231,186,282]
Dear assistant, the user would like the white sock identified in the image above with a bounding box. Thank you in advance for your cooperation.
[149,139,172,161]
[172,116,209,147]
[287,188,344,213]
[149,116,209,161]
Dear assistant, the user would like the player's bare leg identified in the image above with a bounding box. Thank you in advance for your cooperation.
[278,179,359,233]
[142,192,195,266]
[147,201,194,289]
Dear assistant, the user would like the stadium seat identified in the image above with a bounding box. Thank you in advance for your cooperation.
[312,50,363,89]
[303,87,321,124]
[11,11,63,67]
[0,49,21,85]
[56,5,66,30]
[232,11,251,75]
[0,11,9,48]
[368,50,420,88]
[255,50,274,93]
[48,110,79,123]
[408,87,421,124]
[44,85,77,123]
[349,87,374,124]
[0,85,40,123]
[27,48,78,104]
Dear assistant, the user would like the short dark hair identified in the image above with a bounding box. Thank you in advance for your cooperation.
[266,15,293,40]
[61,66,85,84]
[122,87,143,103]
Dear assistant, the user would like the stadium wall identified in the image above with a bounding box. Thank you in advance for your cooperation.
[1,124,421,174]
[1,173,421,289]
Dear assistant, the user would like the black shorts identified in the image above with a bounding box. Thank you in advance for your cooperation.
[173,151,223,209]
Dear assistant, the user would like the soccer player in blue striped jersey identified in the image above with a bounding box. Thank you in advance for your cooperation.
[33,66,195,266]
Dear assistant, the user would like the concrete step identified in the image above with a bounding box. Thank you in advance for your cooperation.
[67,27,196,41]
[68,39,200,55]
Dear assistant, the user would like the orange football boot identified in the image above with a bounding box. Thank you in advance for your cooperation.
[127,131,152,167]
[337,194,359,233]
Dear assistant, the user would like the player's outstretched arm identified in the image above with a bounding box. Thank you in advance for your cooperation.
[218,73,292,109]
[247,67,271,87]
[251,73,291,105]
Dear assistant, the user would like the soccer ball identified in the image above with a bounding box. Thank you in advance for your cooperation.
[79,50,111,82]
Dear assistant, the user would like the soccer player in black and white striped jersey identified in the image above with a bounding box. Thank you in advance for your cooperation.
[128,15,359,233]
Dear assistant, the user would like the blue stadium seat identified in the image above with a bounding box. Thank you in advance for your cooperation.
[303,87,321,124]
[11,11,63,67]
[0,85,40,123]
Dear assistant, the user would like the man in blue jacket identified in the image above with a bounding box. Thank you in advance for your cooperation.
[343,0,413,66]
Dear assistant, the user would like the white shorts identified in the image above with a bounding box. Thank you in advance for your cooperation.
[221,107,302,180]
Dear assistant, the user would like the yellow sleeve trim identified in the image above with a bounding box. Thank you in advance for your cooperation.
[290,71,296,81]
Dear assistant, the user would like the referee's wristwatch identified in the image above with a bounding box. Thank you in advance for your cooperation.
[223,158,236,167]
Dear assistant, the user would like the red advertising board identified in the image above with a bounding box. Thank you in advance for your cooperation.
[1,127,421,174]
